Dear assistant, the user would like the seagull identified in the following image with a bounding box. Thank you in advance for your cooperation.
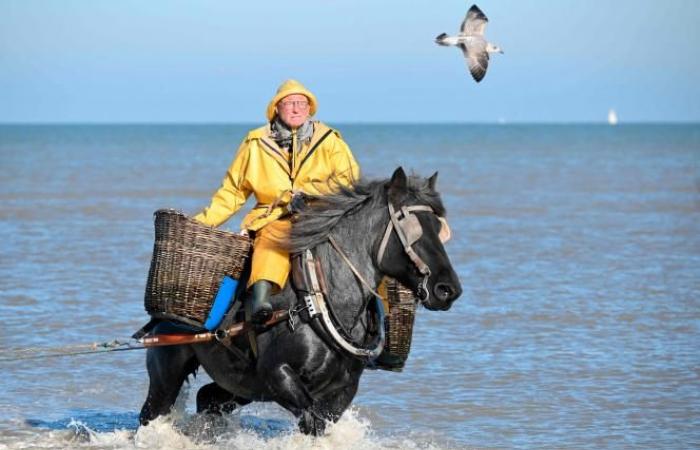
[435,4,503,82]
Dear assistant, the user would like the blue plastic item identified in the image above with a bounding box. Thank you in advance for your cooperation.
[204,275,238,330]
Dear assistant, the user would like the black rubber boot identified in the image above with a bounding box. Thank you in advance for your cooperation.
[246,280,273,325]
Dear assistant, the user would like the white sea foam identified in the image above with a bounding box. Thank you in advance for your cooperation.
[1,406,456,450]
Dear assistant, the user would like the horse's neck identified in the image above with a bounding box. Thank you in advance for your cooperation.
[315,212,382,336]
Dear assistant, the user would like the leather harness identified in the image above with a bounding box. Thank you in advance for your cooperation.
[288,199,446,360]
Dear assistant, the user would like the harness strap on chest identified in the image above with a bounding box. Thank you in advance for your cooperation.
[304,249,325,317]
[299,247,385,360]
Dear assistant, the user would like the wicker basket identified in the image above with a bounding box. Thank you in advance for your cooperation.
[144,209,253,327]
[376,277,418,371]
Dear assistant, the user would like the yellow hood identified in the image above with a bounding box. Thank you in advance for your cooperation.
[266,79,318,121]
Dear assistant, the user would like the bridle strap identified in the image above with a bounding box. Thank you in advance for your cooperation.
[376,217,395,268]
[377,202,435,276]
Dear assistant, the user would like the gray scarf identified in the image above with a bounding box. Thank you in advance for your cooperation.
[269,116,314,151]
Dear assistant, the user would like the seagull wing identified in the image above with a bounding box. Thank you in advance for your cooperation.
[460,44,489,82]
[460,4,488,36]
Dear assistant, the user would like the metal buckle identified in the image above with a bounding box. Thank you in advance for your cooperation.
[304,294,319,317]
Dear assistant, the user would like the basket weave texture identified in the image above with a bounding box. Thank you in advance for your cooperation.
[144,209,252,326]
[383,277,418,363]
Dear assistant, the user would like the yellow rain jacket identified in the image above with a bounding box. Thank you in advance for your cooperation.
[193,121,359,231]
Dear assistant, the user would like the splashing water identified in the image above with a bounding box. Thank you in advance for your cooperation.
[9,384,458,450]
[8,408,456,450]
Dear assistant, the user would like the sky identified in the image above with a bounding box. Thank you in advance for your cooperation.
[1,0,699,123]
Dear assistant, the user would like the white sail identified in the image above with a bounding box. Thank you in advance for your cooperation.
[608,109,618,126]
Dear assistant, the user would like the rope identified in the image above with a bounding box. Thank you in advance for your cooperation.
[0,339,145,362]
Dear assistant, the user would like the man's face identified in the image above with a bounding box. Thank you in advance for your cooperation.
[276,94,310,128]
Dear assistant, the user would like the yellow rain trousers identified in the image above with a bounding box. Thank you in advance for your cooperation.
[194,121,359,290]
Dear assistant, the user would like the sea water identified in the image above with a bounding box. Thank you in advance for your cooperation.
[0,124,699,449]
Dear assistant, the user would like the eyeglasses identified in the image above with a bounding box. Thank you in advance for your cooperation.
[279,100,310,110]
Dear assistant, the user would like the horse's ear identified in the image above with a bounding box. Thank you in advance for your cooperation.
[387,167,408,203]
[428,171,438,190]
[389,167,407,189]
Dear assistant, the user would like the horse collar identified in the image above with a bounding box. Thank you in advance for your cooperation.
[292,248,386,361]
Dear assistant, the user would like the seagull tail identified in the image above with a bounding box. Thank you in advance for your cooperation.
[435,33,449,45]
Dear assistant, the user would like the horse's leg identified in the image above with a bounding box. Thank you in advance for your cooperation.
[264,362,359,436]
[196,382,251,415]
[139,344,198,425]
[264,363,315,419]
[299,378,361,435]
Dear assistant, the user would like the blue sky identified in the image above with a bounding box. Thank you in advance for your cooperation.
[1,0,699,123]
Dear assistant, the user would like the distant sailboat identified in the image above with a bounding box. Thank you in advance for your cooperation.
[608,109,618,126]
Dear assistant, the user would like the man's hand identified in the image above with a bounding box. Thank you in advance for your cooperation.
[288,191,308,214]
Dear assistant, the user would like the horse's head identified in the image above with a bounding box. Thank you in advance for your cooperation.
[375,167,462,311]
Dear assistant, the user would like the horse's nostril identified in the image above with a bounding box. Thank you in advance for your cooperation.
[433,282,454,301]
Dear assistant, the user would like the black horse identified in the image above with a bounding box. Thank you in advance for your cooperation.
[139,167,462,435]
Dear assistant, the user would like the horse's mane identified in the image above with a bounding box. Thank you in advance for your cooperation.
[288,175,445,253]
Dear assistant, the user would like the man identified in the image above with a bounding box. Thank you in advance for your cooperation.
[194,79,359,323]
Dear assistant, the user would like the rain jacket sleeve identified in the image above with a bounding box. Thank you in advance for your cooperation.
[193,141,252,227]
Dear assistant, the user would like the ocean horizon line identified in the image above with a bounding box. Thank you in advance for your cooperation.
[1,120,699,127]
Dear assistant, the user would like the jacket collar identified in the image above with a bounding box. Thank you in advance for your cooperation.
[258,125,291,176]
[255,121,335,180]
